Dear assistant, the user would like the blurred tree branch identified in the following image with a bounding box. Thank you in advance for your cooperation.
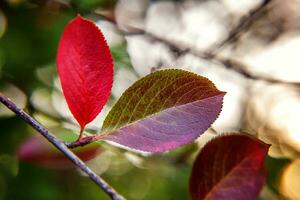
[121,27,300,85]
[210,0,273,53]
[0,93,125,200]
[93,2,300,86]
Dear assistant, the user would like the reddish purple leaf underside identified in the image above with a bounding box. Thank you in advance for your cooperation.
[101,69,225,152]
[189,134,270,200]
[18,136,101,169]
[57,15,113,132]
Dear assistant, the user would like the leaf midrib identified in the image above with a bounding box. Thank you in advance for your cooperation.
[203,151,261,200]
[102,93,223,137]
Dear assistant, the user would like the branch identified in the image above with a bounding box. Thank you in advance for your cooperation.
[0,94,125,200]
[140,30,300,85]
[209,0,273,53]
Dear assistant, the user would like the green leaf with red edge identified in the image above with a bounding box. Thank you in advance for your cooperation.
[18,135,101,169]
[56,15,113,131]
[100,69,225,153]
[189,133,270,200]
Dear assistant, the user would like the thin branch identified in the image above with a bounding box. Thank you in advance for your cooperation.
[0,94,125,200]
[140,30,300,85]
[209,0,273,54]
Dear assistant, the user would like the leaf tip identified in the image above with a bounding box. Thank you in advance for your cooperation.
[220,91,227,96]
[73,14,88,24]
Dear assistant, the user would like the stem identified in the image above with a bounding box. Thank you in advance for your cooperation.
[77,128,84,141]
[66,134,107,149]
[0,94,125,200]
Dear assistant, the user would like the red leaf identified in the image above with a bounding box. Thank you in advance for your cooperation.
[57,15,113,131]
[17,136,101,169]
[189,134,270,200]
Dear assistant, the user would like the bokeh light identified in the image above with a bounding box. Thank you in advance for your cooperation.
[280,159,300,200]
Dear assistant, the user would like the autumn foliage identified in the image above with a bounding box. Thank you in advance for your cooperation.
[18,15,270,200]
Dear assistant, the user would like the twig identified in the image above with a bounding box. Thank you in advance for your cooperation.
[0,94,125,200]
[65,135,96,148]
[209,0,273,53]
[66,133,108,149]
[139,30,300,85]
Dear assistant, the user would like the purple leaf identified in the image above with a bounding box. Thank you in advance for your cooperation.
[189,134,270,200]
[18,136,101,169]
[100,69,225,152]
